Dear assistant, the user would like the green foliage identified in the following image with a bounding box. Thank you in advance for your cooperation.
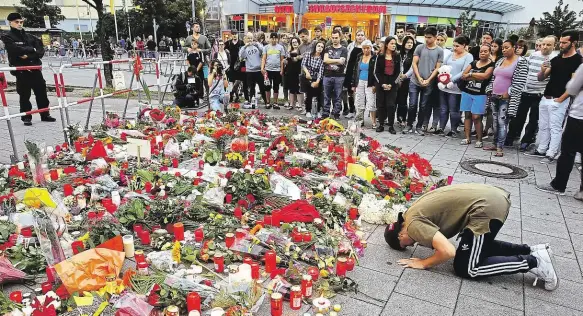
[203,149,221,165]
[87,217,129,249]
[537,0,580,37]
[451,7,476,36]
[224,172,271,203]
[16,0,65,28]
[0,220,16,244]
[6,244,47,274]
[117,198,147,227]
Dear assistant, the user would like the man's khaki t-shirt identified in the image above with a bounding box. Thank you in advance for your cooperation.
[404,183,510,248]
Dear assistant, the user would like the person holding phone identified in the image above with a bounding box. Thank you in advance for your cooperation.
[208,59,229,111]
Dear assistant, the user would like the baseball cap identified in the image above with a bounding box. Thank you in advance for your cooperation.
[270,32,278,39]
[7,12,22,21]
[384,212,406,250]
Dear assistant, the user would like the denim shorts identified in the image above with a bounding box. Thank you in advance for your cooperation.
[460,92,487,115]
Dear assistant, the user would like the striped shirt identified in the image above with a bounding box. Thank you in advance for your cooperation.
[523,51,557,94]
[301,52,324,81]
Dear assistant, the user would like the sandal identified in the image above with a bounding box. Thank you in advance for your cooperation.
[483,145,497,151]
[372,123,378,129]
[460,139,471,145]
[474,141,483,148]
[494,150,504,157]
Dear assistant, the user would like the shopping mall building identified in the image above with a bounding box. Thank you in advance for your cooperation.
[222,0,581,43]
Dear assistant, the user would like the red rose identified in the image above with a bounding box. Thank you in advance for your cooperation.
[238,199,249,208]
[246,194,256,204]
[225,194,233,204]
[225,171,233,179]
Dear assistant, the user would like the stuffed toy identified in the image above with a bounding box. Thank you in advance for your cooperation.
[437,65,454,90]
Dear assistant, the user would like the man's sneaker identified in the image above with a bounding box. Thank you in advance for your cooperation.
[415,128,425,136]
[283,102,290,108]
[530,246,559,291]
[333,114,340,120]
[524,150,546,157]
[265,104,272,110]
[428,127,436,133]
[300,109,307,115]
[445,131,457,138]
[433,129,444,135]
[345,112,355,119]
[574,191,583,201]
[403,126,414,134]
[519,143,529,152]
[23,120,32,126]
[272,104,281,110]
[536,183,565,196]
[530,243,549,253]
[540,156,555,164]
[306,112,313,119]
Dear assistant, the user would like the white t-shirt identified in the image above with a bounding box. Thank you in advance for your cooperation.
[217,51,230,71]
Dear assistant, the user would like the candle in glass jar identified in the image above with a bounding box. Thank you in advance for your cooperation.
[225,233,235,248]
[301,274,313,298]
[198,159,204,170]
[46,266,57,283]
[214,253,225,273]
[41,282,52,294]
[292,230,303,243]
[63,184,73,197]
[349,207,359,220]
[173,222,185,241]
[336,257,347,276]
[346,257,355,271]
[270,293,283,316]
[186,292,201,313]
[264,250,276,273]
[250,262,260,279]
[139,230,151,245]
[134,250,145,263]
[290,285,302,310]
[122,235,135,258]
[137,261,149,275]
[74,141,82,153]
[194,227,204,242]
[49,170,58,181]
[133,224,143,235]
[172,158,179,168]
[307,266,319,281]
[302,231,312,242]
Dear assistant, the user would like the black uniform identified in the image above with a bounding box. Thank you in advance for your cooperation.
[2,27,51,122]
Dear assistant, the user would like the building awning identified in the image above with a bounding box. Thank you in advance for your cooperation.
[251,0,524,14]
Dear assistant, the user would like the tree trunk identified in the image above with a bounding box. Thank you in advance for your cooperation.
[96,5,114,88]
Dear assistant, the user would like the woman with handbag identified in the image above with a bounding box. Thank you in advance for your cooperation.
[351,40,377,129]
[434,36,473,137]
[374,36,401,134]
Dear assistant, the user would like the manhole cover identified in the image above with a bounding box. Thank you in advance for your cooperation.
[460,159,528,179]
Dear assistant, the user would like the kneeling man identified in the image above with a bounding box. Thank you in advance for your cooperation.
[385,183,558,290]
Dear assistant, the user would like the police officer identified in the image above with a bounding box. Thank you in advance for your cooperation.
[2,12,56,126]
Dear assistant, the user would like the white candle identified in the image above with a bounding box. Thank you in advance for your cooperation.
[111,191,121,206]
[17,162,24,170]
[122,235,135,258]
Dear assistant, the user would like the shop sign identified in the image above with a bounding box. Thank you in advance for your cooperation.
[274,4,387,14]
[232,15,243,21]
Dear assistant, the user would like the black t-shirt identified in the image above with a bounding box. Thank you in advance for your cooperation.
[544,54,583,97]
[187,51,203,71]
[462,60,494,95]
[324,45,348,77]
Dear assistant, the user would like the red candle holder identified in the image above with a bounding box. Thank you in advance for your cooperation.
[225,233,235,248]
[349,207,359,220]
[243,256,253,265]
[20,227,33,238]
[74,141,82,153]
[193,178,200,186]
[198,160,204,170]
[250,262,260,279]
[186,292,201,313]
[264,250,276,273]
[307,266,319,281]
[235,228,247,239]
[213,253,225,273]
[263,215,272,226]
[194,228,204,242]
[248,142,256,152]
[346,257,356,271]
[302,232,312,242]
[270,293,283,316]
[49,170,58,181]
[166,223,174,234]
[63,184,74,197]
[46,266,57,283]
[133,224,143,235]
[172,158,179,168]
[139,231,151,245]
[144,182,153,193]
[173,222,185,241]
[292,230,303,243]
[41,281,52,294]
[336,257,347,276]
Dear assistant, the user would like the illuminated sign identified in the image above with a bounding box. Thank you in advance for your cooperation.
[274,4,387,14]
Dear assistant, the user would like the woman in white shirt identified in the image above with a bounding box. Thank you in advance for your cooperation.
[213,39,231,77]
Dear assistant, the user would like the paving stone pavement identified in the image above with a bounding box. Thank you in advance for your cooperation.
[1,93,582,315]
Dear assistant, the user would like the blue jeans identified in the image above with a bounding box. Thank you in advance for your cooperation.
[408,81,434,128]
[439,91,461,131]
[323,76,344,117]
[492,96,509,148]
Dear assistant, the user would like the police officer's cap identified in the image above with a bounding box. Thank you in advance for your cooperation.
[7,12,23,21]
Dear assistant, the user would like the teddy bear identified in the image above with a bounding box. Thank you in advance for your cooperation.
[437,64,454,90]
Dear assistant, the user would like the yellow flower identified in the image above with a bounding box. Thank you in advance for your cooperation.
[384,195,390,200]
[172,241,181,263]
[255,168,265,174]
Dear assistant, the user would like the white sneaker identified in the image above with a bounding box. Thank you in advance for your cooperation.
[242,101,252,109]
[530,243,549,253]
[300,109,307,115]
[530,246,559,291]
[345,112,355,119]
[306,112,312,119]
[317,112,322,119]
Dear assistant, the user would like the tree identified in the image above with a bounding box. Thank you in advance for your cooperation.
[81,0,114,87]
[16,0,65,28]
[451,7,476,36]
[537,0,580,37]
